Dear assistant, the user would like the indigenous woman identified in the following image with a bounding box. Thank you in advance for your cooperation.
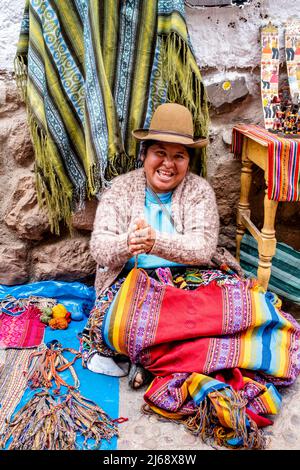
[82,103,240,383]
[82,103,300,449]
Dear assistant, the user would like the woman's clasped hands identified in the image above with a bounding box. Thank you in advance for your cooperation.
[127,218,156,256]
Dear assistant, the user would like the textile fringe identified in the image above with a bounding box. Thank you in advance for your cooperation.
[14,55,27,101]
[32,122,74,235]
[0,390,118,450]
[142,390,267,450]
[105,151,136,183]
[161,33,210,177]
[15,55,75,234]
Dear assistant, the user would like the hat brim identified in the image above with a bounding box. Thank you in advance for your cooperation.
[132,129,208,149]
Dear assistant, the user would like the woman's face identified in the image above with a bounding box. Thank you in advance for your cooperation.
[143,142,190,193]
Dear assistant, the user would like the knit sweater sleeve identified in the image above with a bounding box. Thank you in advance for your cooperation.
[149,178,219,265]
[90,180,132,269]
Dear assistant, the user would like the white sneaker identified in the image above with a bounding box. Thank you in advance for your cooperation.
[87,353,128,377]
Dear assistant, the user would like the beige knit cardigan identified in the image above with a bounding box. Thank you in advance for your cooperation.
[90,168,240,296]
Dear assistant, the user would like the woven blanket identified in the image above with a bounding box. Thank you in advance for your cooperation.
[102,267,300,449]
[0,349,34,435]
[232,124,300,201]
[240,233,300,306]
[15,0,209,233]
[0,306,45,348]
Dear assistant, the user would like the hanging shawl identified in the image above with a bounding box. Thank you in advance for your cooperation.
[15,0,209,233]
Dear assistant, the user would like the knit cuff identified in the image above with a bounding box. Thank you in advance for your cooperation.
[117,232,132,260]
[149,231,173,258]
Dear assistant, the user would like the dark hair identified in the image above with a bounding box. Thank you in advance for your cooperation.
[139,140,194,160]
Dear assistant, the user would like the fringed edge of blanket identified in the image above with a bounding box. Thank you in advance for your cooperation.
[14,55,27,102]
[14,55,137,228]
[105,150,137,182]
[143,388,267,450]
[31,119,74,235]
[14,55,74,234]
[161,32,210,178]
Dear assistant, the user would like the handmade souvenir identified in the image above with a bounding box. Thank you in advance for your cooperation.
[285,20,300,103]
[261,23,280,130]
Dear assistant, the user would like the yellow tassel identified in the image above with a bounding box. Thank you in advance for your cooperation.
[14,55,27,102]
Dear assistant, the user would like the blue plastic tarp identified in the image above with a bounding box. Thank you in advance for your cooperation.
[0,280,96,321]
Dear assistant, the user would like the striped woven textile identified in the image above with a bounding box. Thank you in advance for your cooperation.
[15,0,209,233]
[240,233,300,306]
[232,124,300,201]
[0,349,34,435]
[102,267,300,449]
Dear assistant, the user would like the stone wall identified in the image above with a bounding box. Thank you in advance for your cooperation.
[0,1,300,298]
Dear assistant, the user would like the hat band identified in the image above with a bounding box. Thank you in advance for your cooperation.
[148,129,194,139]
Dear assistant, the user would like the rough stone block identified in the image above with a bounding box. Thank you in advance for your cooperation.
[72,198,98,231]
[222,128,233,146]
[0,78,21,115]
[5,175,50,240]
[211,160,241,226]
[8,116,34,165]
[206,77,249,114]
[0,242,29,285]
[32,237,96,281]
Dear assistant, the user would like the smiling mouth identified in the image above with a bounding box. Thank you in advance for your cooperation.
[156,169,176,180]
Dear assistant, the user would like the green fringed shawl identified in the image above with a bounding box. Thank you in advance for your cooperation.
[15,0,209,233]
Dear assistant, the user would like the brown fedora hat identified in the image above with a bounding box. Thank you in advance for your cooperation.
[132,103,208,149]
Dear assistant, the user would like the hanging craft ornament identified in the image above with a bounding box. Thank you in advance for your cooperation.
[260,22,280,130]
[285,20,300,104]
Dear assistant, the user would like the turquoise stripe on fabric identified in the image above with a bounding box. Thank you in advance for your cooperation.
[266,383,282,412]
[102,292,119,352]
[240,233,300,305]
[261,293,280,372]
[192,379,230,405]
[250,293,267,370]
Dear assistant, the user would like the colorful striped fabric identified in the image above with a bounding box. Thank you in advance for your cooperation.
[15,0,209,232]
[240,233,300,306]
[232,124,300,201]
[0,349,35,435]
[102,267,300,449]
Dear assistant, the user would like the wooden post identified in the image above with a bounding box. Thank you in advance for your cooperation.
[257,180,278,290]
[236,140,253,262]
